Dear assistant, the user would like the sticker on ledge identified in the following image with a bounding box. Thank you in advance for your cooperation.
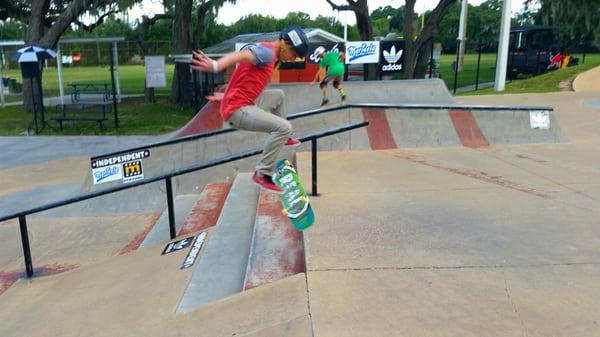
[162,236,194,255]
[530,110,550,130]
[181,232,207,269]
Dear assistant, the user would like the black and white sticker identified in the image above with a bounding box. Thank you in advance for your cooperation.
[379,41,405,73]
[181,232,207,269]
[91,149,150,185]
[530,110,550,129]
[162,236,194,255]
[91,149,150,169]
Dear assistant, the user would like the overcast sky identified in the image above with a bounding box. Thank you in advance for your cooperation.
[129,0,528,25]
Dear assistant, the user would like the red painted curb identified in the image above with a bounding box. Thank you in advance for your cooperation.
[449,109,489,148]
[178,183,232,236]
[118,217,159,255]
[0,263,78,295]
[244,190,305,290]
[361,108,398,149]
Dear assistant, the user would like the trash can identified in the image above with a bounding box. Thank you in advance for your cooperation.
[8,79,21,93]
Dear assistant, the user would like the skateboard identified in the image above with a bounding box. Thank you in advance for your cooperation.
[273,159,315,231]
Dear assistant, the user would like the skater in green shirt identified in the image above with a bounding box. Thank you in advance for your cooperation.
[311,50,347,106]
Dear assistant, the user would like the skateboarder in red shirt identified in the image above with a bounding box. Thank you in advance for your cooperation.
[190,25,310,193]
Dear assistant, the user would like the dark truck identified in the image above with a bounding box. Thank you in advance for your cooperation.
[508,25,578,77]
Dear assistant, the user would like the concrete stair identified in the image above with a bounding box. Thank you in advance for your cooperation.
[175,171,307,314]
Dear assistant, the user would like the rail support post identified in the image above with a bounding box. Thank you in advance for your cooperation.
[166,177,176,239]
[311,138,318,196]
[18,215,34,278]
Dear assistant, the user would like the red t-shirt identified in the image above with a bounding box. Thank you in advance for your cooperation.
[221,42,277,121]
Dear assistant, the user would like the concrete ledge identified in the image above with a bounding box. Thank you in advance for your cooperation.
[176,173,259,314]
[244,190,305,290]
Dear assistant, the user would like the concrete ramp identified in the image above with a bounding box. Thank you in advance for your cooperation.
[271,79,455,113]
[372,105,568,148]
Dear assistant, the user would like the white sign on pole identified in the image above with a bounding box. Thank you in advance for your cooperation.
[345,41,380,64]
[145,56,167,88]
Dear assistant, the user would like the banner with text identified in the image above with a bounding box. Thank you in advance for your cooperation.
[345,41,380,64]
[379,40,405,73]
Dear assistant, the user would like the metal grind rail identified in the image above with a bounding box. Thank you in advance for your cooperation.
[1,120,369,278]
[91,103,552,162]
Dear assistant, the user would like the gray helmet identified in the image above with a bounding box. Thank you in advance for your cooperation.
[280,25,310,57]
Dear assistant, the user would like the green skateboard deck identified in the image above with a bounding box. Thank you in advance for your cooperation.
[273,159,315,231]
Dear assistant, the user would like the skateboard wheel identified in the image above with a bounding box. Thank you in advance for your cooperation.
[282,209,288,216]
[284,160,291,166]
[300,196,307,202]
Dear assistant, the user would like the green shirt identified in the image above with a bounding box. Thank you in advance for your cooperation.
[319,51,345,77]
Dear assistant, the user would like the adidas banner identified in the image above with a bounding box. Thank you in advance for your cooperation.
[379,41,405,73]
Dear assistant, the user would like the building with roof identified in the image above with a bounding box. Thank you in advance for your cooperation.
[201,28,345,83]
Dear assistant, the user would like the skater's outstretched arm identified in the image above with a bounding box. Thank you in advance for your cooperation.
[190,49,254,73]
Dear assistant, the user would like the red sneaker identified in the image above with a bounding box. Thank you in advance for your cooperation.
[252,172,283,194]
[284,138,301,147]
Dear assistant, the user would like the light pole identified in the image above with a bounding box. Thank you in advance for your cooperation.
[494,0,512,92]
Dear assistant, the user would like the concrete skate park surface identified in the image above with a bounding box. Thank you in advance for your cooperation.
[2,74,600,336]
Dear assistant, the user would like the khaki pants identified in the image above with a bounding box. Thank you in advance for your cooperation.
[227,89,292,176]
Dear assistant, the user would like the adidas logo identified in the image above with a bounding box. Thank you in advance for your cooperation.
[383,46,403,64]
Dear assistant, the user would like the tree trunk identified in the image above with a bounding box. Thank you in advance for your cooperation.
[326,0,377,80]
[22,0,49,113]
[414,37,433,78]
[354,1,377,80]
[22,0,94,112]
[403,0,418,79]
[403,0,456,79]
[196,2,210,47]
[171,0,194,105]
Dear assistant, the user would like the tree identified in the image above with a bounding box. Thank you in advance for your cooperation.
[0,0,138,112]
[195,0,236,48]
[527,0,600,50]
[170,0,237,104]
[403,0,456,79]
[436,0,501,53]
[325,0,377,80]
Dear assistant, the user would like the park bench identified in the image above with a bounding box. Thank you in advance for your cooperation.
[54,82,113,129]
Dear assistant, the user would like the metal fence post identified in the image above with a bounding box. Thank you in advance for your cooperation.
[311,139,318,196]
[18,215,33,277]
[475,43,482,90]
[165,178,176,239]
[453,39,461,94]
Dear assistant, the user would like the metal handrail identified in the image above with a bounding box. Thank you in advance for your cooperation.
[4,120,369,278]
[92,102,552,161]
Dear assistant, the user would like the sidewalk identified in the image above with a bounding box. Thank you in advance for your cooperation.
[572,65,600,92]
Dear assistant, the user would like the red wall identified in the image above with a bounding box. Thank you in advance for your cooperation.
[279,63,319,83]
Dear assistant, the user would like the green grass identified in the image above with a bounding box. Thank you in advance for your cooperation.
[439,53,498,90]
[463,53,600,95]
[2,53,599,135]
[0,97,193,136]
[1,64,175,99]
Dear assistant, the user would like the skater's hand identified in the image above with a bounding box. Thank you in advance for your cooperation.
[190,50,219,73]
[205,92,224,101]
